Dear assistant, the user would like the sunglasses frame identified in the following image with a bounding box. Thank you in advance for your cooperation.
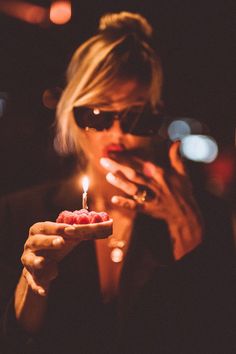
[72,105,164,137]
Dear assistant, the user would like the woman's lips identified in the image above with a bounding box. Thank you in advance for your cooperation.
[102,144,126,157]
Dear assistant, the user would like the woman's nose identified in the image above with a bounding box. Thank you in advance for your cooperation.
[107,119,124,136]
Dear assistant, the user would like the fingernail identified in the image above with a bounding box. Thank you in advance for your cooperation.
[100,158,110,168]
[111,196,119,204]
[106,172,116,183]
[64,226,76,235]
[34,258,43,267]
[52,238,63,246]
[38,288,46,296]
[143,162,154,177]
[65,226,76,232]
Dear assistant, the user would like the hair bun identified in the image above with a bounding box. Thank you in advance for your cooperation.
[98,11,153,41]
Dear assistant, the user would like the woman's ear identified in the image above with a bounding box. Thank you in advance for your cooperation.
[42,87,63,110]
[169,141,186,176]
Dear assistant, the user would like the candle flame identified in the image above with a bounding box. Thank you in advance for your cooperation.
[82,176,89,192]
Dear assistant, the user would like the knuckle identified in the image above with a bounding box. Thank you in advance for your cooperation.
[24,236,33,250]
[30,222,45,235]
[21,253,27,266]
[123,200,135,210]
[54,224,65,235]
[127,168,136,180]
[29,237,38,249]
[133,184,139,195]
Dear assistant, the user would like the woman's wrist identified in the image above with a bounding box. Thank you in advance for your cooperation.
[14,271,48,334]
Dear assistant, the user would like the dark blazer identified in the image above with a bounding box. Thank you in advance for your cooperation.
[0,179,235,354]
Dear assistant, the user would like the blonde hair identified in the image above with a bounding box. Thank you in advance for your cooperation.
[56,11,163,155]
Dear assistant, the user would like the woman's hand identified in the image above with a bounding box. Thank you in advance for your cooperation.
[21,222,81,296]
[100,141,204,260]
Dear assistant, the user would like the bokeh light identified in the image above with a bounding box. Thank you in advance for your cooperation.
[50,1,71,25]
[0,92,8,118]
[0,1,48,25]
[168,120,191,140]
[180,135,219,163]
[167,118,203,141]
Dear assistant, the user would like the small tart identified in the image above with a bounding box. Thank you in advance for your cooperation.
[56,209,113,240]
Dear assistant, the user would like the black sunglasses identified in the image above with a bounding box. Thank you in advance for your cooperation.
[72,106,164,136]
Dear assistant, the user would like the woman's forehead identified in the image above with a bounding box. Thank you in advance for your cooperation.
[102,80,149,108]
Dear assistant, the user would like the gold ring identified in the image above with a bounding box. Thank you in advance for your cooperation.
[133,188,147,204]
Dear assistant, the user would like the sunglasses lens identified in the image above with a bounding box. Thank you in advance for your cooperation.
[122,109,163,136]
[73,107,113,131]
[73,106,164,136]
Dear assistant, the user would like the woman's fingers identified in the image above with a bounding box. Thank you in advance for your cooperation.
[22,221,78,296]
[100,157,146,185]
[101,155,167,206]
[24,234,65,252]
[142,161,170,196]
[111,195,137,210]
[34,261,59,285]
[23,268,47,296]
[29,221,68,237]
[23,258,59,296]
[21,252,46,270]
[106,172,138,196]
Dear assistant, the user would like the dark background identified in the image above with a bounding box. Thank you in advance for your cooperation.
[0,0,235,197]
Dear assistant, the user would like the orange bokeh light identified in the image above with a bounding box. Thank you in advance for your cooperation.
[0,0,48,25]
[50,1,71,25]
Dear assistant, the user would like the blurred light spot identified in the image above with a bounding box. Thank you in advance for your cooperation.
[204,148,236,197]
[205,150,235,184]
[50,1,71,25]
[0,99,6,118]
[93,109,100,115]
[0,1,48,25]
[180,135,218,163]
[0,92,8,118]
[168,120,191,140]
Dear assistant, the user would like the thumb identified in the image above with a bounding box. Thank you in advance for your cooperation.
[169,141,186,175]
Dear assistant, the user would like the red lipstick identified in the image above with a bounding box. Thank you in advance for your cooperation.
[102,144,125,157]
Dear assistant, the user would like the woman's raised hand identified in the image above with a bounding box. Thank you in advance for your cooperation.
[100,141,203,259]
[21,217,113,296]
[21,222,80,296]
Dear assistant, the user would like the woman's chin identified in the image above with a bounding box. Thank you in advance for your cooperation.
[89,160,107,176]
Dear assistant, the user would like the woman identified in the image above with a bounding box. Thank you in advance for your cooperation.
[0,11,235,354]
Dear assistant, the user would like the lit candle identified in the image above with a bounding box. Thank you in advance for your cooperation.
[82,176,89,210]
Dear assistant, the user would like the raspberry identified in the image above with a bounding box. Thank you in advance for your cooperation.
[90,214,103,224]
[74,213,90,224]
[63,211,75,224]
[56,209,109,225]
[98,212,109,221]
[56,210,74,223]
[73,209,89,215]
[56,211,66,223]
[87,211,96,222]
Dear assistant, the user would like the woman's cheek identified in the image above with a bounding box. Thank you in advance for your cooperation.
[81,132,104,161]
[126,135,152,149]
